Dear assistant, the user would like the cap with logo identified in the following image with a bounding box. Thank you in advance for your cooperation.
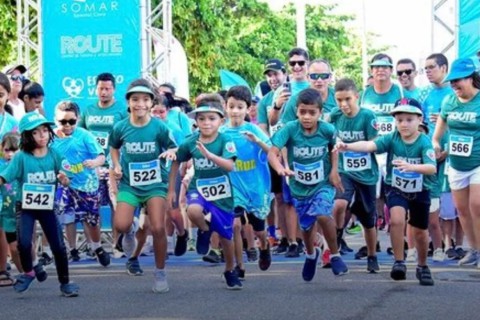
[19,113,55,133]
[443,57,478,83]
[390,98,424,116]
[263,59,285,74]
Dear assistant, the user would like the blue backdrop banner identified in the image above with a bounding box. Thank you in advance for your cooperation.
[458,0,480,59]
[41,0,142,119]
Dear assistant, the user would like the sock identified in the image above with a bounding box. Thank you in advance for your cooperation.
[91,242,101,251]
[267,225,276,238]
[191,228,198,241]
[155,267,165,273]
[306,251,317,259]
[330,252,341,258]
[289,241,298,246]
[26,270,35,277]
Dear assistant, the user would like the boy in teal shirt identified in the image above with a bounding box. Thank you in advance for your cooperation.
[167,101,242,290]
[330,78,380,273]
[268,88,348,282]
[336,98,437,286]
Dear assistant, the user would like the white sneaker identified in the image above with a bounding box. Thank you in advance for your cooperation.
[152,270,169,293]
[432,248,445,262]
[406,249,417,262]
[458,249,478,266]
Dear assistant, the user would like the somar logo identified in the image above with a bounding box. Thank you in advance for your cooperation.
[371,118,379,131]
[61,0,119,18]
[62,77,84,98]
[225,141,236,153]
[426,149,436,162]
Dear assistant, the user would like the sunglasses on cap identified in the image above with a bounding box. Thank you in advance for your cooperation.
[397,69,414,77]
[288,60,306,67]
[309,73,331,81]
[10,75,25,82]
[58,119,77,126]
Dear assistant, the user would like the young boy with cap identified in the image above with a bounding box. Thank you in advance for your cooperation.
[336,98,437,286]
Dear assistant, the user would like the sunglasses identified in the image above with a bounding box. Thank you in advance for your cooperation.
[3,148,18,152]
[309,73,331,81]
[397,69,414,77]
[58,119,77,125]
[10,75,25,82]
[288,60,306,67]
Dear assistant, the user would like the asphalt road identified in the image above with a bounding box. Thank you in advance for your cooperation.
[3,230,480,320]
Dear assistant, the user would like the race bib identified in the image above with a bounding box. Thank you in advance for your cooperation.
[377,116,395,135]
[343,152,371,171]
[22,184,55,210]
[392,168,423,193]
[449,135,473,157]
[129,160,161,186]
[293,161,324,185]
[269,123,283,136]
[196,175,232,201]
[92,131,109,149]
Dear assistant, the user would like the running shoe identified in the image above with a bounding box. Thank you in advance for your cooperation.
[196,229,212,255]
[285,243,300,258]
[224,270,243,290]
[322,249,331,268]
[339,238,353,255]
[445,248,459,260]
[455,247,466,260]
[406,248,417,263]
[202,249,221,264]
[416,265,434,286]
[331,256,348,276]
[33,263,48,282]
[258,244,272,271]
[367,256,380,273]
[38,252,54,267]
[69,248,81,262]
[234,265,246,281]
[95,247,111,267]
[152,270,169,293]
[13,273,35,293]
[246,248,258,262]
[302,247,320,282]
[126,257,144,276]
[60,282,79,297]
[432,248,445,262]
[458,249,478,266]
[273,238,289,254]
[390,261,407,281]
[345,223,362,235]
[355,246,368,260]
[174,230,189,256]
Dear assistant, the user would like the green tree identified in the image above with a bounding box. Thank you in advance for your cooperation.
[0,1,17,67]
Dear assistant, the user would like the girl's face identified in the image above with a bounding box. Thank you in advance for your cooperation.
[0,85,8,110]
[151,104,168,120]
[55,110,77,136]
[32,125,51,148]
[129,93,152,119]
[2,144,18,161]
[24,95,44,113]
[196,112,224,138]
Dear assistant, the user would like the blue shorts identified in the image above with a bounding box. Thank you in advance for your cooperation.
[385,186,430,230]
[282,177,294,205]
[293,186,335,231]
[186,191,234,240]
[55,186,100,226]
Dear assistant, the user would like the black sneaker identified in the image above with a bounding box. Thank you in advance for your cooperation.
[234,265,245,281]
[95,247,111,267]
[196,229,212,255]
[126,257,144,276]
[376,241,381,252]
[416,265,434,286]
[224,270,243,290]
[258,244,272,271]
[70,248,81,262]
[339,239,353,255]
[297,239,305,255]
[302,247,320,282]
[445,248,459,260]
[38,252,53,267]
[390,261,407,281]
[367,256,380,273]
[285,243,300,258]
[115,234,124,252]
[202,249,221,264]
[174,230,189,256]
[33,263,48,282]
[273,238,288,254]
[455,247,466,260]
[355,246,368,260]
[246,248,258,262]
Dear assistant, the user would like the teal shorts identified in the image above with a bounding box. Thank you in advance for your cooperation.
[117,190,166,207]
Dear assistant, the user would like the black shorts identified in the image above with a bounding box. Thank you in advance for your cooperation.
[269,164,282,194]
[335,174,377,229]
[234,207,265,232]
[385,186,430,230]
[5,232,16,244]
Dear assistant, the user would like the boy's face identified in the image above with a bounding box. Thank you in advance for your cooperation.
[55,110,78,136]
[296,103,321,131]
[196,112,224,137]
[24,95,44,112]
[226,97,248,125]
[394,113,422,139]
[335,90,359,117]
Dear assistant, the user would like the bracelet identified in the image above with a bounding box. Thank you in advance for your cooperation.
[273,103,281,111]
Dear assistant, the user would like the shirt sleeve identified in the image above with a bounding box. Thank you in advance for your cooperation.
[440,94,453,121]
[257,95,269,126]
[108,123,123,149]
[251,124,271,147]
[365,111,379,140]
[0,153,22,183]
[279,94,299,124]
[374,133,392,154]
[176,139,192,163]
[84,130,105,155]
[421,136,437,167]
[271,122,292,149]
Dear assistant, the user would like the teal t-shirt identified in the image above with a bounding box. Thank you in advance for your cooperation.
[440,92,480,172]
[280,87,337,124]
[0,149,64,208]
[51,127,104,192]
[330,107,379,185]
[271,120,336,199]
[374,132,437,192]
[0,160,17,232]
[78,101,128,157]
[360,83,403,136]
[0,112,19,141]
[176,131,237,213]
[109,117,176,197]
[403,87,422,100]
[257,91,274,132]
[166,109,193,138]
[420,85,453,135]
[221,122,272,219]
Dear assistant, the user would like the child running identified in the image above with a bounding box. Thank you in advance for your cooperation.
[335,98,437,286]
[52,101,108,267]
[222,85,272,279]
[0,113,79,296]
[109,79,176,293]
[268,88,348,282]
[167,99,242,290]
[329,78,380,273]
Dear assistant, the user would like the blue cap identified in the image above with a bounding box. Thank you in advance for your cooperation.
[252,96,260,104]
[390,98,424,116]
[443,57,478,82]
[19,113,54,133]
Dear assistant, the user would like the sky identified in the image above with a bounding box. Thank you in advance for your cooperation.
[261,0,457,83]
